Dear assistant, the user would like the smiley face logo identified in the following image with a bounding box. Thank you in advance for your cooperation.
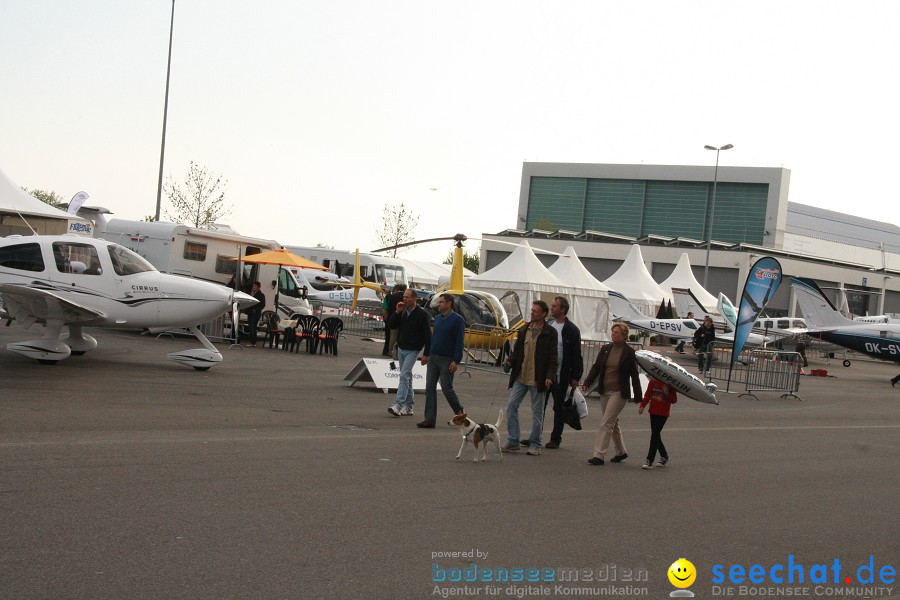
[668,558,697,588]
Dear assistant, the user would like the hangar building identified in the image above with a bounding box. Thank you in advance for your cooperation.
[480,162,900,317]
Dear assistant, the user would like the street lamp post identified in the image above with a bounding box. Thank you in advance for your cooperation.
[155,0,176,222]
[702,143,733,289]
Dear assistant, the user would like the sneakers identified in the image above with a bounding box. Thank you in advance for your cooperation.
[387,405,401,417]
[610,453,628,463]
[501,442,521,452]
[416,420,435,428]
[526,446,542,456]
[587,457,604,465]
[655,456,669,467]
[544,441,560,449]
[642,459,652,469]
[400,406,414,416]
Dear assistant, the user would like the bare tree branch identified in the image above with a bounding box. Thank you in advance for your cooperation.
[374,202,419,257]
[163,161,231,227]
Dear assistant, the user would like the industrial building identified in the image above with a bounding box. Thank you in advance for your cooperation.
[480,162,900,317]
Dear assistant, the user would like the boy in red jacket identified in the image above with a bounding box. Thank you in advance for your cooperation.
[638,379,678,469]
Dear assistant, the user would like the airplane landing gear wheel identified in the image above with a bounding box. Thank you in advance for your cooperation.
[71,351,86,356]
[843,359,851,367]
[193,366,211,371]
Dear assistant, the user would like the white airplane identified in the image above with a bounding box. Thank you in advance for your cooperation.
[0,234,257,370]
[791,277,900,365]
[608,290,771,346]
[673,287,805,340]
[285,266,382,309]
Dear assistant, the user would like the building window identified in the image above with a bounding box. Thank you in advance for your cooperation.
[0,243,44,272]
[183,241,207,261]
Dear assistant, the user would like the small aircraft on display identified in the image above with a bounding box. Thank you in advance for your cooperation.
[0,234,257,369]
[791,277,900,365]
[286,266,382,309]
[671,287,806,340]
[608,290,772,347]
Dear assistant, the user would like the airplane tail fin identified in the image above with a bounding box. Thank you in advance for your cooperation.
[671,287,720,318]
[791,278,856,328]
[608,290,648,319]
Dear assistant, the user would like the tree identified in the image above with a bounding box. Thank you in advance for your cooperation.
[24,188,67,210]
[163,161,231,227]
[443,248,479,273]
[374,202,419,257]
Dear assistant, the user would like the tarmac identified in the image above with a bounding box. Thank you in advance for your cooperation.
[1,326,898,600]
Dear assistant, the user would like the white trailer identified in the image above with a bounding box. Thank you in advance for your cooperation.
[285,245,408,289]
[79,211,311,319]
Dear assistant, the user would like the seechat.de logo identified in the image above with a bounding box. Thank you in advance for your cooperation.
[668,558,696,598]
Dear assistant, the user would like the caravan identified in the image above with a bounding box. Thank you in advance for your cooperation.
[79,210,311,320]
[285,246,408,289]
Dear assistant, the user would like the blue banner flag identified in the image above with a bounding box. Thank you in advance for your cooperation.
[730,257,782,365]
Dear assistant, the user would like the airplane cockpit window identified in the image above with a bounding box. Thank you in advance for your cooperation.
[0,243,44,272]
[455,294,498,329]
[108,244,155,276]
[53,242,102,275]
[792,320,807,329]
[777,319,790,329]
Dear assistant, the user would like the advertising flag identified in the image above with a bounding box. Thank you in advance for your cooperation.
[67,191,90,215]
[730,257,782,365]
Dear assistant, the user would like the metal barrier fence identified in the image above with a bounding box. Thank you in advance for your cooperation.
[706,341,802,401]
[311,302,385,340]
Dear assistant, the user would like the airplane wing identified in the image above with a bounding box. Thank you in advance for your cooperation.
[0,284,106,328]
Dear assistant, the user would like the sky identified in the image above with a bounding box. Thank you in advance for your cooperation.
[2,1,898,264]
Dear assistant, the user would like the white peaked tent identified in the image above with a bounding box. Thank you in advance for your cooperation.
[467,241,570,324]
[548,246,612,340]
[602,244,670,317]
[660,253,718,314]
[0,166,88,235]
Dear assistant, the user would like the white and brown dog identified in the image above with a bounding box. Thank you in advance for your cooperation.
[448,410,504,462]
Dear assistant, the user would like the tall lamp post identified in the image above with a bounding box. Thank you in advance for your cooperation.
[154,0,176,222]
[702,143,733,289]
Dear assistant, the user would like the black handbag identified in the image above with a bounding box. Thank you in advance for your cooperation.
[562,388,582,431]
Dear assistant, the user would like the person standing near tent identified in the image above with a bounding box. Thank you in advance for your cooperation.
[582,322,642,465]
[694,315,716,375]
[544,296,583,450]
[674,311,694,353]
[417,293,466,428]
[243,281,265,347]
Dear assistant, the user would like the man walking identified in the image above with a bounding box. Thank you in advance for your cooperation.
[502,300,558,456]
[418,294,465,428]
[387,288,431,417]
[544,296,583,450]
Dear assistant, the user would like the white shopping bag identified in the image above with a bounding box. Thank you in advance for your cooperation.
[573,387,589,419]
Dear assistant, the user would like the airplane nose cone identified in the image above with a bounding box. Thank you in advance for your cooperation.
[232,291,259,310]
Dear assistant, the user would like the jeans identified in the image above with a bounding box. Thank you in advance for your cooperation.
[394,348,418,410]
[506,382,546,448]
[647,414,668,462]
[424,354,464,422]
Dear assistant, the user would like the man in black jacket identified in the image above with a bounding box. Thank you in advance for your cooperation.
[694,315,716,375]
[544,296,583,450]
[387,288,432,420]
[502,300,558,456]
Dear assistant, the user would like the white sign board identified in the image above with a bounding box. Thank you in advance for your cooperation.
[343,358,439,393]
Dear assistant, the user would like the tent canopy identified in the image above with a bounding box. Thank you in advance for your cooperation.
[1,166,90,235]
[659,253,717,312]
[602,244,670,316]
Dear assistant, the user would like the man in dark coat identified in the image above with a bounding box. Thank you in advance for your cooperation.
[544,296,583,449]
[501,300,558,456]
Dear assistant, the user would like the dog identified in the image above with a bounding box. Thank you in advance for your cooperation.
[447,410,504,462]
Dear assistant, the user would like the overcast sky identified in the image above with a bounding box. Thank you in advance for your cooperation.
[2,1,898,263]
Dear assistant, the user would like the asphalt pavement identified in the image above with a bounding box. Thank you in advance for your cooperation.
[1,326,897,600]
